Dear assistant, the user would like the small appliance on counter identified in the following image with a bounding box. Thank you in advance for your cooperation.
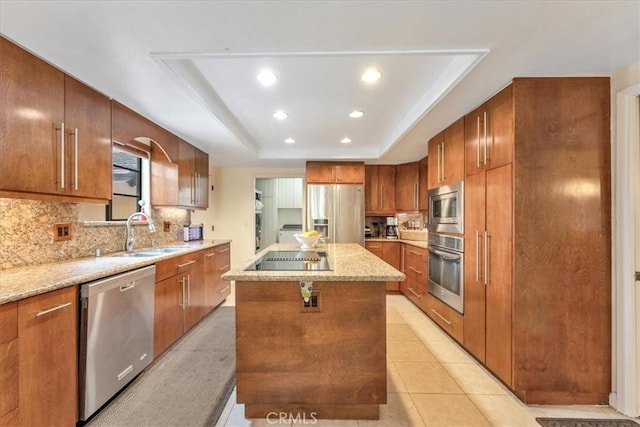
[183,223,204,242]
[385,217,399,239]
[365,226,372,238]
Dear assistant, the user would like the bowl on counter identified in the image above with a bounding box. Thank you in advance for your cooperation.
[293,233,320,249]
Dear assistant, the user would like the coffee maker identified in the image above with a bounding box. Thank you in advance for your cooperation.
[385,217,399,239]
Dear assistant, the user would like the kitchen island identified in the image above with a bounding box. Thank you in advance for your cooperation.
[222,243,404,420]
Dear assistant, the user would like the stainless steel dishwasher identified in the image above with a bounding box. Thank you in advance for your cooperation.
[79,265,156,421]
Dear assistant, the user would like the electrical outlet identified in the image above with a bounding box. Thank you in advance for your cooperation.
[53,223,71,241]
[211,225,215,231]
[301,291,321,312]
[163,221,171,232]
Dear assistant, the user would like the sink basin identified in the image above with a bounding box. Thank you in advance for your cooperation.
[111,252,159,258]
[110,247,188,258]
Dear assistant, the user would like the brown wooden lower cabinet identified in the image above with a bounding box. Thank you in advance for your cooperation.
[400,244,427,304]
[424,293,463,344]
[0,287,78,427]
[365,241,401,291]
[154,245,230,358]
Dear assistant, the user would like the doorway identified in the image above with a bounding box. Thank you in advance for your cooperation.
[254,177,304,252]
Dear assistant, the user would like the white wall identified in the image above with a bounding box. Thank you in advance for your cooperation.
[610,60,640,416]
[209,167,305,269]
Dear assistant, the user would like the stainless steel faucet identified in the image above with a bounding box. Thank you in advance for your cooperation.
[126,212,156,252]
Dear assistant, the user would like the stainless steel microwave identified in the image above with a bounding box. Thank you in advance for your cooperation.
[427,181,464,234]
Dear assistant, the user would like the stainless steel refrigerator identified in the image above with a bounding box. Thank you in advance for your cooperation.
[306,184,364,246]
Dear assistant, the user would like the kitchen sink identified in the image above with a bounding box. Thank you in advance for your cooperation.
[111,247,188,258]
[111,252,159,258]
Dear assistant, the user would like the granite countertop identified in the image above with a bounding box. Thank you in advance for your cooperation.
[0,240,232,305]
[222,243,405,282]
[365,238,429,249]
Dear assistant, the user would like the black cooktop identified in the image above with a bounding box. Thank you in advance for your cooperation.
[244,250,331,271]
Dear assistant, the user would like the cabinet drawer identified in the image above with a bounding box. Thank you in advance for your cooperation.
[0,303,17,345]
[215,244,231,272]
[156,251,202,282]
[425,293,464,344]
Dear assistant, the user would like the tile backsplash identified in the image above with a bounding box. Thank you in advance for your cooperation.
[0,198,189,270]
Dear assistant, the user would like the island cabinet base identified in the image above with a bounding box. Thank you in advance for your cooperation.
[235,280,387,420]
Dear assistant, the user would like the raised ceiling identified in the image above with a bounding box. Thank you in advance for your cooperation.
[0,1,638,167]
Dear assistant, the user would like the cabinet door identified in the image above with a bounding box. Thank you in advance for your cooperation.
[395,162,419,212]
[465,85,513,176]
[154,275,184,357]
[0,37,64,196]
[382,241,401,292]
[178,139,196,207]
[194,147,209,209]
[427,132,443,189]
[203,249,217,310]
[334,163,364,183]
[463,171,487,362]
[365,165,379,213]
[378,165,396,213]
[0,302,18,420]
[306,162,334,183]
[442,117,465,185]
[18,287,77,427]
[485,84,513,171]
[418,157,428,211]
[64,76,112,200]
[485,164,512,386]
[184,256,205,332]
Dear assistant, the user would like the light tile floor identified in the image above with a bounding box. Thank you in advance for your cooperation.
[217,290,632,427]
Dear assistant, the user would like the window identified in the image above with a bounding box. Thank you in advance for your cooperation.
[107,147,147,220]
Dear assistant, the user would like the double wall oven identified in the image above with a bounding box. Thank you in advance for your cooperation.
[427,181,465,314]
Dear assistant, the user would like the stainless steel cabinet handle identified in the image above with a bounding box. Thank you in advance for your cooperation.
[177,260,196,268]
[218,247,230,253]
[73,127,78,190]
[408,287,422,298]
[431,309,452,326]
[441,141,445,181]
[408,266,422,275]
[484,230,489,285]
[437,142,442,182]
[476,116,481,168]
[219,285,230,294]
[475,230,480,282]
[36,301,72,317]
[187,274,191,306]
[206,253,215,258]
[414,182,418,209]
[218,264,230,271]
[180,278,186,309]
[483,111,488,165]
[59,122,65,189]
[117,365,133,382]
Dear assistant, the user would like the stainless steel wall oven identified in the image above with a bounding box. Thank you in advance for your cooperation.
[428,233,464,314]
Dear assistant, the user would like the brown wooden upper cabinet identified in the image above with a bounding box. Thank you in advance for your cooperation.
[306,161,365,184]
[395,161,419,212]
[365,165,396,215]
[427,117,465,189]
[465,84,513,177]
[418,156,428,211]
[0,37,111,203]
[178,139,209,209]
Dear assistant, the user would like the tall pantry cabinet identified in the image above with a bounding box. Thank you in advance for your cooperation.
[463,77,611,404]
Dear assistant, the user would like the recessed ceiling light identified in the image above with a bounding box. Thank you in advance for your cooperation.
[257,69,277,86]
[361,68,381,84]
[349,110,364,119]
[340,138,352,144]
[273,110,289,120]
[284,138,295,144]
